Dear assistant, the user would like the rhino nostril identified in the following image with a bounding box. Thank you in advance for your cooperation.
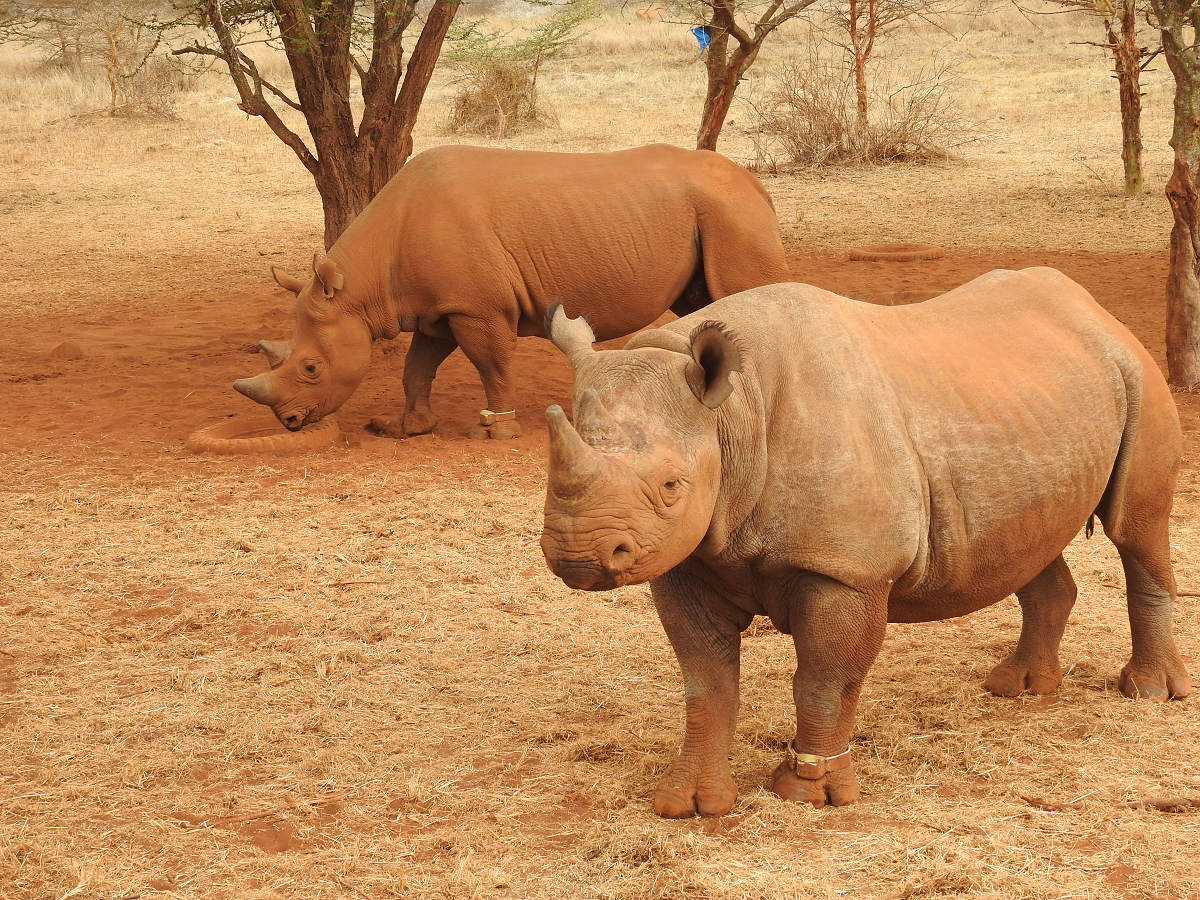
[609,542,635,571]
[283,415,304,432]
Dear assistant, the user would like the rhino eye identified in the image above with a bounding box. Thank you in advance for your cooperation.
[664,479,678,490]
[304,362,318,375]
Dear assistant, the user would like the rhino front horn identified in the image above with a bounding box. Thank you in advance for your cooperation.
[547,404,604,499]
[259,339,292,370]
[234,372,274,406]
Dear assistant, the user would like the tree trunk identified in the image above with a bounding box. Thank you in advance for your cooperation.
[849,0,868,126]
[698,16,735,151]
[1108,0,1143,195]
[695,0,761,151]
[1155,0,1200,387]
[1165,161,1200,385]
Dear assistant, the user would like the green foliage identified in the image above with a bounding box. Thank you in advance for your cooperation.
[446,0,598,86]
[445,0,597,136]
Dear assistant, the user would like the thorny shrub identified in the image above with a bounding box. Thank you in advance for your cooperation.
[750,53,966,172]
[444,0,597,138]
[448,59,557,137]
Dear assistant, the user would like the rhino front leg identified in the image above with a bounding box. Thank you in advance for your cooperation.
[650,572,748,818]
[771,579,887,809]
[449,314,523,441]
[369,331,458,438]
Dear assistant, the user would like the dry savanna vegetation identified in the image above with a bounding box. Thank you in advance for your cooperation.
[1,2,1198,898]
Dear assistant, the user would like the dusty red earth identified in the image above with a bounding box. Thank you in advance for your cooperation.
[2,250,1196,468]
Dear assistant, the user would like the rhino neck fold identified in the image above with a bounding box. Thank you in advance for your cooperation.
[323,245,401,342]
[696,368,768,562]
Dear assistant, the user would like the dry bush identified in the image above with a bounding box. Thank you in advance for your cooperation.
[752,54,965,171]
[448,59,557,137]
[117,54,195,119]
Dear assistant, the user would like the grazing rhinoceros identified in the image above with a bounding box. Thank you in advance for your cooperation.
[233,144,788,440]
[539,268,1192,817]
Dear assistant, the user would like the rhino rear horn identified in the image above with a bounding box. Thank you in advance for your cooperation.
[547,404,604,499]
[259,340,291,370]
[575,389,630,452]
[686,323,741,409]
[546,302,597,367]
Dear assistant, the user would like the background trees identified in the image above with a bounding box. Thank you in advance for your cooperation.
[1149,0,1200,386]
[172,0,460,249]
[682,0,821,151]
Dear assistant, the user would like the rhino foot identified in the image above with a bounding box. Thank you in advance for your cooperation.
[367,411,438,439]
[401,409,437,436]
[984,659,1062,698]
[366,417,407,439]
[467,420,523,441]
[1119,658,1191,700]
[653,768,737,818]
[769,760,859,809]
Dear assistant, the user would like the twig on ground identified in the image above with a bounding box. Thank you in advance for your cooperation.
[197,791,350,828]
[1017,790,1200,813]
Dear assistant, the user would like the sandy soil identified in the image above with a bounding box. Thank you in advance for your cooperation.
[4,249,1194,464]
[2,246,1197,899]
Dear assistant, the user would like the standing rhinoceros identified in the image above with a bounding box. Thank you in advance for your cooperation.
[539,269,1192,817]
[233,144,788,440]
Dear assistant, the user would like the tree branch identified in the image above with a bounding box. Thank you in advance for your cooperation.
[191,0,318,174]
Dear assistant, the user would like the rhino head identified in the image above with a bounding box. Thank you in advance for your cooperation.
[234,255,372,431]
[540,304,741,590]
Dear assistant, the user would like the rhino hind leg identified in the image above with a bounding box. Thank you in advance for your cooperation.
[1096,394,1191,699]
[669,261,713,318]
[1113,538,1191,700]
[985,554,1077,698]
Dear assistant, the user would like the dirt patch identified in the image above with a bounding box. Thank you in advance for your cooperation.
[1,249,1197,900]
[0,250,1192,462]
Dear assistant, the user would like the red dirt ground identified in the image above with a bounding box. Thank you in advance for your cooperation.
[2,250,1196,469]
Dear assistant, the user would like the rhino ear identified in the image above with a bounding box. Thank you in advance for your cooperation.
[686,323,741,409]
[272,267,306,295]
[312,253,344,299]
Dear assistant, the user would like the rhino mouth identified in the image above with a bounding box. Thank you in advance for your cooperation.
[547,557,622,592]
[278,405,322,432]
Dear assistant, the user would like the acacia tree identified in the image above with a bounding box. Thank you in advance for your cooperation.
[172,0,460,248]
[825,0,949,128]
[688,0,821,151]
[1052,0,1155,195]
[1148,0,1200,386]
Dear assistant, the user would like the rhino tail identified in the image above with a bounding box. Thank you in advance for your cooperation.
[1093,349,1145,543]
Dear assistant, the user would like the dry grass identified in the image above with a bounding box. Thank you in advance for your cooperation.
[1,3,1198,898]
[1,447,1198,899]
[750,55,963,171]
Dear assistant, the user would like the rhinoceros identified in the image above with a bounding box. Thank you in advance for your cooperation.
[233,144,788,440]
[539,268,1192,817]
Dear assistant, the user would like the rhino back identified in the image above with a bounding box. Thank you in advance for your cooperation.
[670,271,1147,622]
[340,145,780,340]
